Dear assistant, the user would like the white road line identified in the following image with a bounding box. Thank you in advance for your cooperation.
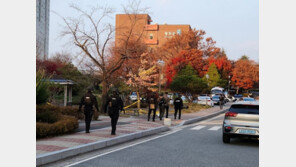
[65,129,181,167]
[190,125,206,130]
[208,126,221,131]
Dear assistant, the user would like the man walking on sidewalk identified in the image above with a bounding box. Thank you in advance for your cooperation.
[164,92,170,118]
[147,92,158,122]
[105,89,124,135]
[158,93,165,120]
[79,88,99,133]
[174,94,183,119]
[219,94,224,109]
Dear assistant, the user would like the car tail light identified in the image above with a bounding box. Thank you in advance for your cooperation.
[225,112,237,117]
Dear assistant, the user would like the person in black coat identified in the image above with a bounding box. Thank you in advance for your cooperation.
[173,94,183,119]
[219,94,224,109]
[105,90,124,135]
[79,88,99,133]
[164,92,170,118]
[158,93,165,120]
[147,92,158,122]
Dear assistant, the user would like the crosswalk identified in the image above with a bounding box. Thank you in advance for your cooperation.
[190,125,221,131]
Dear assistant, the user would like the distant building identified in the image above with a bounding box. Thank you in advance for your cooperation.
[36,0,50,60]
[115,14,191,48]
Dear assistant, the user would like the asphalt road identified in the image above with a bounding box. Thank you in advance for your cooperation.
[59,114,258,167]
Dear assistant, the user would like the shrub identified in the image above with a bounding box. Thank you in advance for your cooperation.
[36,111,60,123]
[36,69,51,104]
[36,104,84,119]
[36,115,78,138]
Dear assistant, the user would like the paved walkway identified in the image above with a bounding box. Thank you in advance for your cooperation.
[36,105,228,156]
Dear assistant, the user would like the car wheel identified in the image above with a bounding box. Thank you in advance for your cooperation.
[223,133,230,143]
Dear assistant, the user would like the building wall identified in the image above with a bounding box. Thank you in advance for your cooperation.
[115,14,191,48]
[36,0,50,60]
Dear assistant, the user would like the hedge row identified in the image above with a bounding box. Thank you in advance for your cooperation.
[36,115,78,138]
[37,104,84,119]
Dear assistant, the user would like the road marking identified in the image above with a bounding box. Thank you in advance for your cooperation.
[208,126,221,131]
[65,129,181,167]
[190,125,206,130]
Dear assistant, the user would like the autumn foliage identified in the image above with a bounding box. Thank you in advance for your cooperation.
[231,58,259,90]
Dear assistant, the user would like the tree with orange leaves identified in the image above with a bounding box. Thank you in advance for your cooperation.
[231,56,259,93]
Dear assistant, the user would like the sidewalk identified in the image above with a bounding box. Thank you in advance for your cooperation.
[36,104,229,166]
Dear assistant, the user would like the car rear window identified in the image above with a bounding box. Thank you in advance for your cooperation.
[229,105,259,114]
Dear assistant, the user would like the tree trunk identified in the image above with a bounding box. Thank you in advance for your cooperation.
[101,80,108,114]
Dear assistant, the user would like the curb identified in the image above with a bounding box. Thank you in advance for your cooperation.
[36,126,169,166]
[177,107,229,126]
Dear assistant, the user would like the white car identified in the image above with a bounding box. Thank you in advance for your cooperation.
[197,96,214,107]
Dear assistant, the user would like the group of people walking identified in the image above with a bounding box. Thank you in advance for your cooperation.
[147,92,183,122]
[79,89,184,135]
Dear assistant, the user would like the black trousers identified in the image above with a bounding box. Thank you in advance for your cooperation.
[148,109,156,121]
[219,101,223,109]
[110,113,119,134]
[174,107,182,119]
[165,106,169,118]
[84,110,93,132]
[159,106,165,120]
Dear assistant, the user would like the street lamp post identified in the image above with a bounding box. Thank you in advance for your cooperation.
[205,74,209,105]
[228,75,231,91]
[158,60,165,94]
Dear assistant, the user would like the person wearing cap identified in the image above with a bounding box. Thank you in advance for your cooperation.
[105,89,124,135]
[147,92,158,122]
[79,88,99,133]
[173,93,183,119]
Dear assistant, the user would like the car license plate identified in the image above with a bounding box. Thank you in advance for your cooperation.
[239,129,256,134]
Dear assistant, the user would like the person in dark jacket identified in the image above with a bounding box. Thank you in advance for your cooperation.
[158,93,165,120]
[219,94,224,109]
[147,92,158,122]
[105,90,124,135]
[164,92,170,118]
[79,88,99,133]
[173,94,183,120]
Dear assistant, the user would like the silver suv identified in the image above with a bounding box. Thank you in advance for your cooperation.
[222,101,259,143]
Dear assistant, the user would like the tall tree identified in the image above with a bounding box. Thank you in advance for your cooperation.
[231,56,259,93]
[58,2,148,112]
[170,65,208,96]
[203,63,222,89]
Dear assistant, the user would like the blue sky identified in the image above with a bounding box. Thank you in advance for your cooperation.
[49,0,258,62]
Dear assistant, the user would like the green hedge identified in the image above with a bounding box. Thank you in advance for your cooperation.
[36,115,78,138]
[37,104,84,119]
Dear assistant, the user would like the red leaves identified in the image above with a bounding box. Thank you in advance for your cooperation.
[231,59,259,90]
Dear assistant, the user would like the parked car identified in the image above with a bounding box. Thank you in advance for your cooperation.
[222,101,259,143]
[243,97,256,101]
[129,92,138,101]
[212,95,225,105]
[233,94,243,101]
[197,96,214,107]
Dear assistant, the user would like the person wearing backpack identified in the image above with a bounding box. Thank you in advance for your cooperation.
[79,88,99,133]
[173,94,183,119]
[147,92,158,122]
[104,89,124,135]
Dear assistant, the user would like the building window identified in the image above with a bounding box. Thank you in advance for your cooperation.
[149,34,153,39]
[177,29,181,35]
[165,32,168,36]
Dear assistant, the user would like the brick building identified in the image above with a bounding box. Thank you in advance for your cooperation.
[115,14,191,48]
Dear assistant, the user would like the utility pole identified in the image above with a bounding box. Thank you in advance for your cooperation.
[158,60,165,94]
